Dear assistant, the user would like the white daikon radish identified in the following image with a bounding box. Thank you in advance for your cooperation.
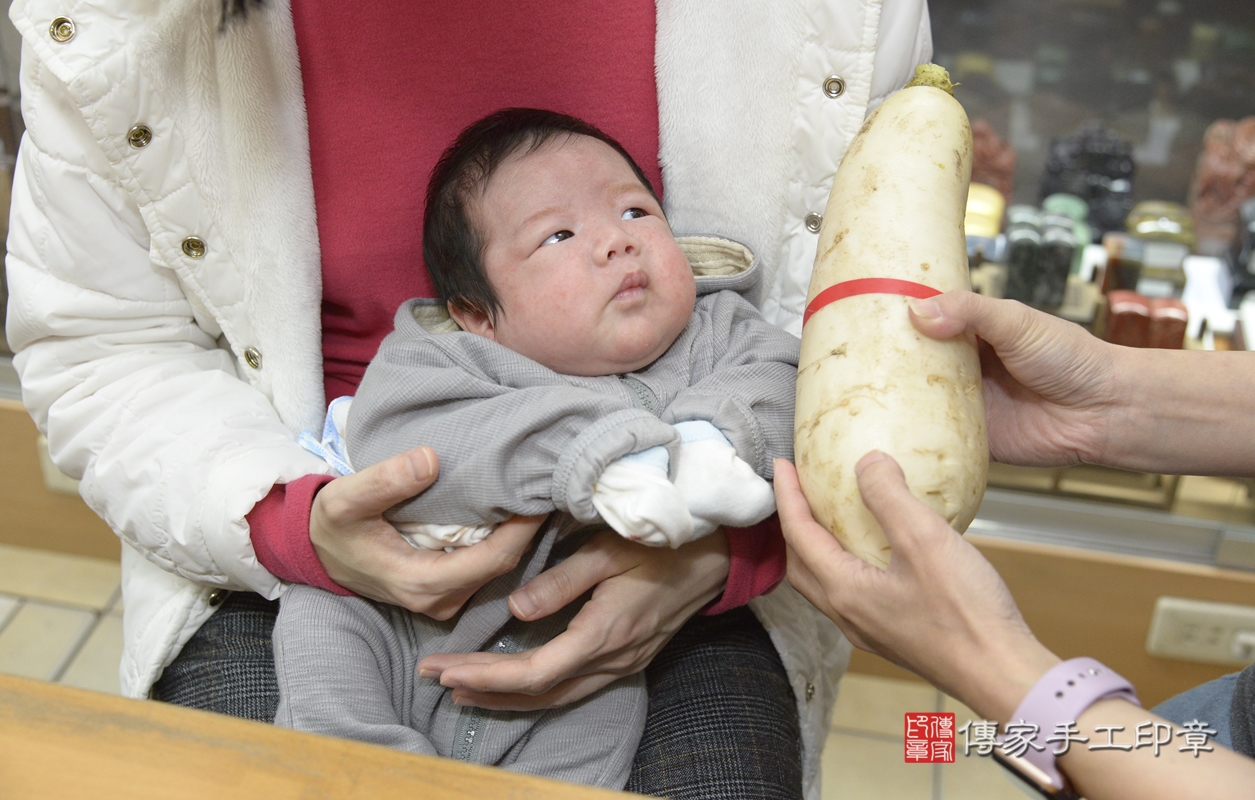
[794,65,987,568]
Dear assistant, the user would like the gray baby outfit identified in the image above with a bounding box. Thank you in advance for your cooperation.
[273,241,800,789]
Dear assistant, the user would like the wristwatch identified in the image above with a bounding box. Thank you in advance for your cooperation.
[992,658,1140,799]
[992,746,1081,799]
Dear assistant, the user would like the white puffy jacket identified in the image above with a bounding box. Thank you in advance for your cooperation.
[5,0,929,795]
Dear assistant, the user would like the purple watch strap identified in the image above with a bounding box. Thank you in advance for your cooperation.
[1002,657,1140,791]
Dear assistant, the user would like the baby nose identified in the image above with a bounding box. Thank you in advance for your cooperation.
[601,225,639,262]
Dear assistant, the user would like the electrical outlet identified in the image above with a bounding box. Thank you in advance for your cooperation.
[1146,597,1255,667]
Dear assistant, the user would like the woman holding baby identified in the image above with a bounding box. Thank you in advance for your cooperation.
[6,0,931,797]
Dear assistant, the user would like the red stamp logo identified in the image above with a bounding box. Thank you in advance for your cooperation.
[905,712,955,763]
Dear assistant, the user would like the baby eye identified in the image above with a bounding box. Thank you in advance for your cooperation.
[622,208,648,220]
[542,230,574,245]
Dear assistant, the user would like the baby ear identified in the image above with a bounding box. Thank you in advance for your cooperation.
[446,301,497,341]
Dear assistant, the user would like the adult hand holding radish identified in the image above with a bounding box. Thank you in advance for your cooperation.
[794,65,987,567]
[776,452,1053,722]
[784,289,1156,702]
[907,291,1119,470]
[909,289,1255,478]
[782,283,1255,800]
[776,452,1255,800]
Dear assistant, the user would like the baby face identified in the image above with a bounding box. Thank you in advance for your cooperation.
[457,135,696,376]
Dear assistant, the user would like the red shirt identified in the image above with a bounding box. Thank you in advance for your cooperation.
[298,0,662,400]
[249,0,783,607]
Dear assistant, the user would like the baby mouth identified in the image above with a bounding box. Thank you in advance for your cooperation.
[614,271,649,301]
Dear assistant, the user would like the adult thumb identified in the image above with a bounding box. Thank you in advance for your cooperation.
[323,446,439,523]
[854,451,946,550]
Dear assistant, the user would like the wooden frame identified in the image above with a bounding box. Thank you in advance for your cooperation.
[0,674,631,799]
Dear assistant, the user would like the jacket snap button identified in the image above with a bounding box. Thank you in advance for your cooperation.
[823,76,846,99]
[49,16,75,42]
[127,124,153,148]
[805,681,816,702]
[804,212,823,233]
[207,589,228,607]
[181,236,206,259]
[243,347,262,370]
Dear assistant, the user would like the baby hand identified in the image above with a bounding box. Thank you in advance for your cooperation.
[592,447,695,547]
[672,421,775,536]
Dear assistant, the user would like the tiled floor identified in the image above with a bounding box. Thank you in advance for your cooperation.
[0,542,1022,797]
[0,543,123,692]
[824,673,1025,800]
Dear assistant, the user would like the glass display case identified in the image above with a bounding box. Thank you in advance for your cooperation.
[932,0,1255,536]
[932,0,1255,209]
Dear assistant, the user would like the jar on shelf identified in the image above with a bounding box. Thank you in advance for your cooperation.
[1004,205,1043,304]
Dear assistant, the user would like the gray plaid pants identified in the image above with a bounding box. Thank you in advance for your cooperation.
[153,594,802,799]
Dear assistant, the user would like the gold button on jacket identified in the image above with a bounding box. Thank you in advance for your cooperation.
[243,347,262,370]
[127,124,153,148]
[181,236,206,259]
[49,16,75,42]
[823,75,846,98]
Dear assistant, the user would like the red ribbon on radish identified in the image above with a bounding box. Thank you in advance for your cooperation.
[802,278,941,327]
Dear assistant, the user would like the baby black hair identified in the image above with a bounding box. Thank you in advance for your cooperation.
[423,108,660,322]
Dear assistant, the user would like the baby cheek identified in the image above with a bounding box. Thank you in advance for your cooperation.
[546,284,587,318]
[673,268,698,316]
[540,286,601,343]
[672,249,698,297]
[676,291,697,331]
[657,281,697,342]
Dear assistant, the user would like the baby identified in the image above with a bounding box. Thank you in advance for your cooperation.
[273,109,800,789]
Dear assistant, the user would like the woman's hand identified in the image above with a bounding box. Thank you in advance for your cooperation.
[775,454,1059,722]
[780,454,1255,800]
[909,291,1120,468]
[415,529,731,710]
[310,446,544,619]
